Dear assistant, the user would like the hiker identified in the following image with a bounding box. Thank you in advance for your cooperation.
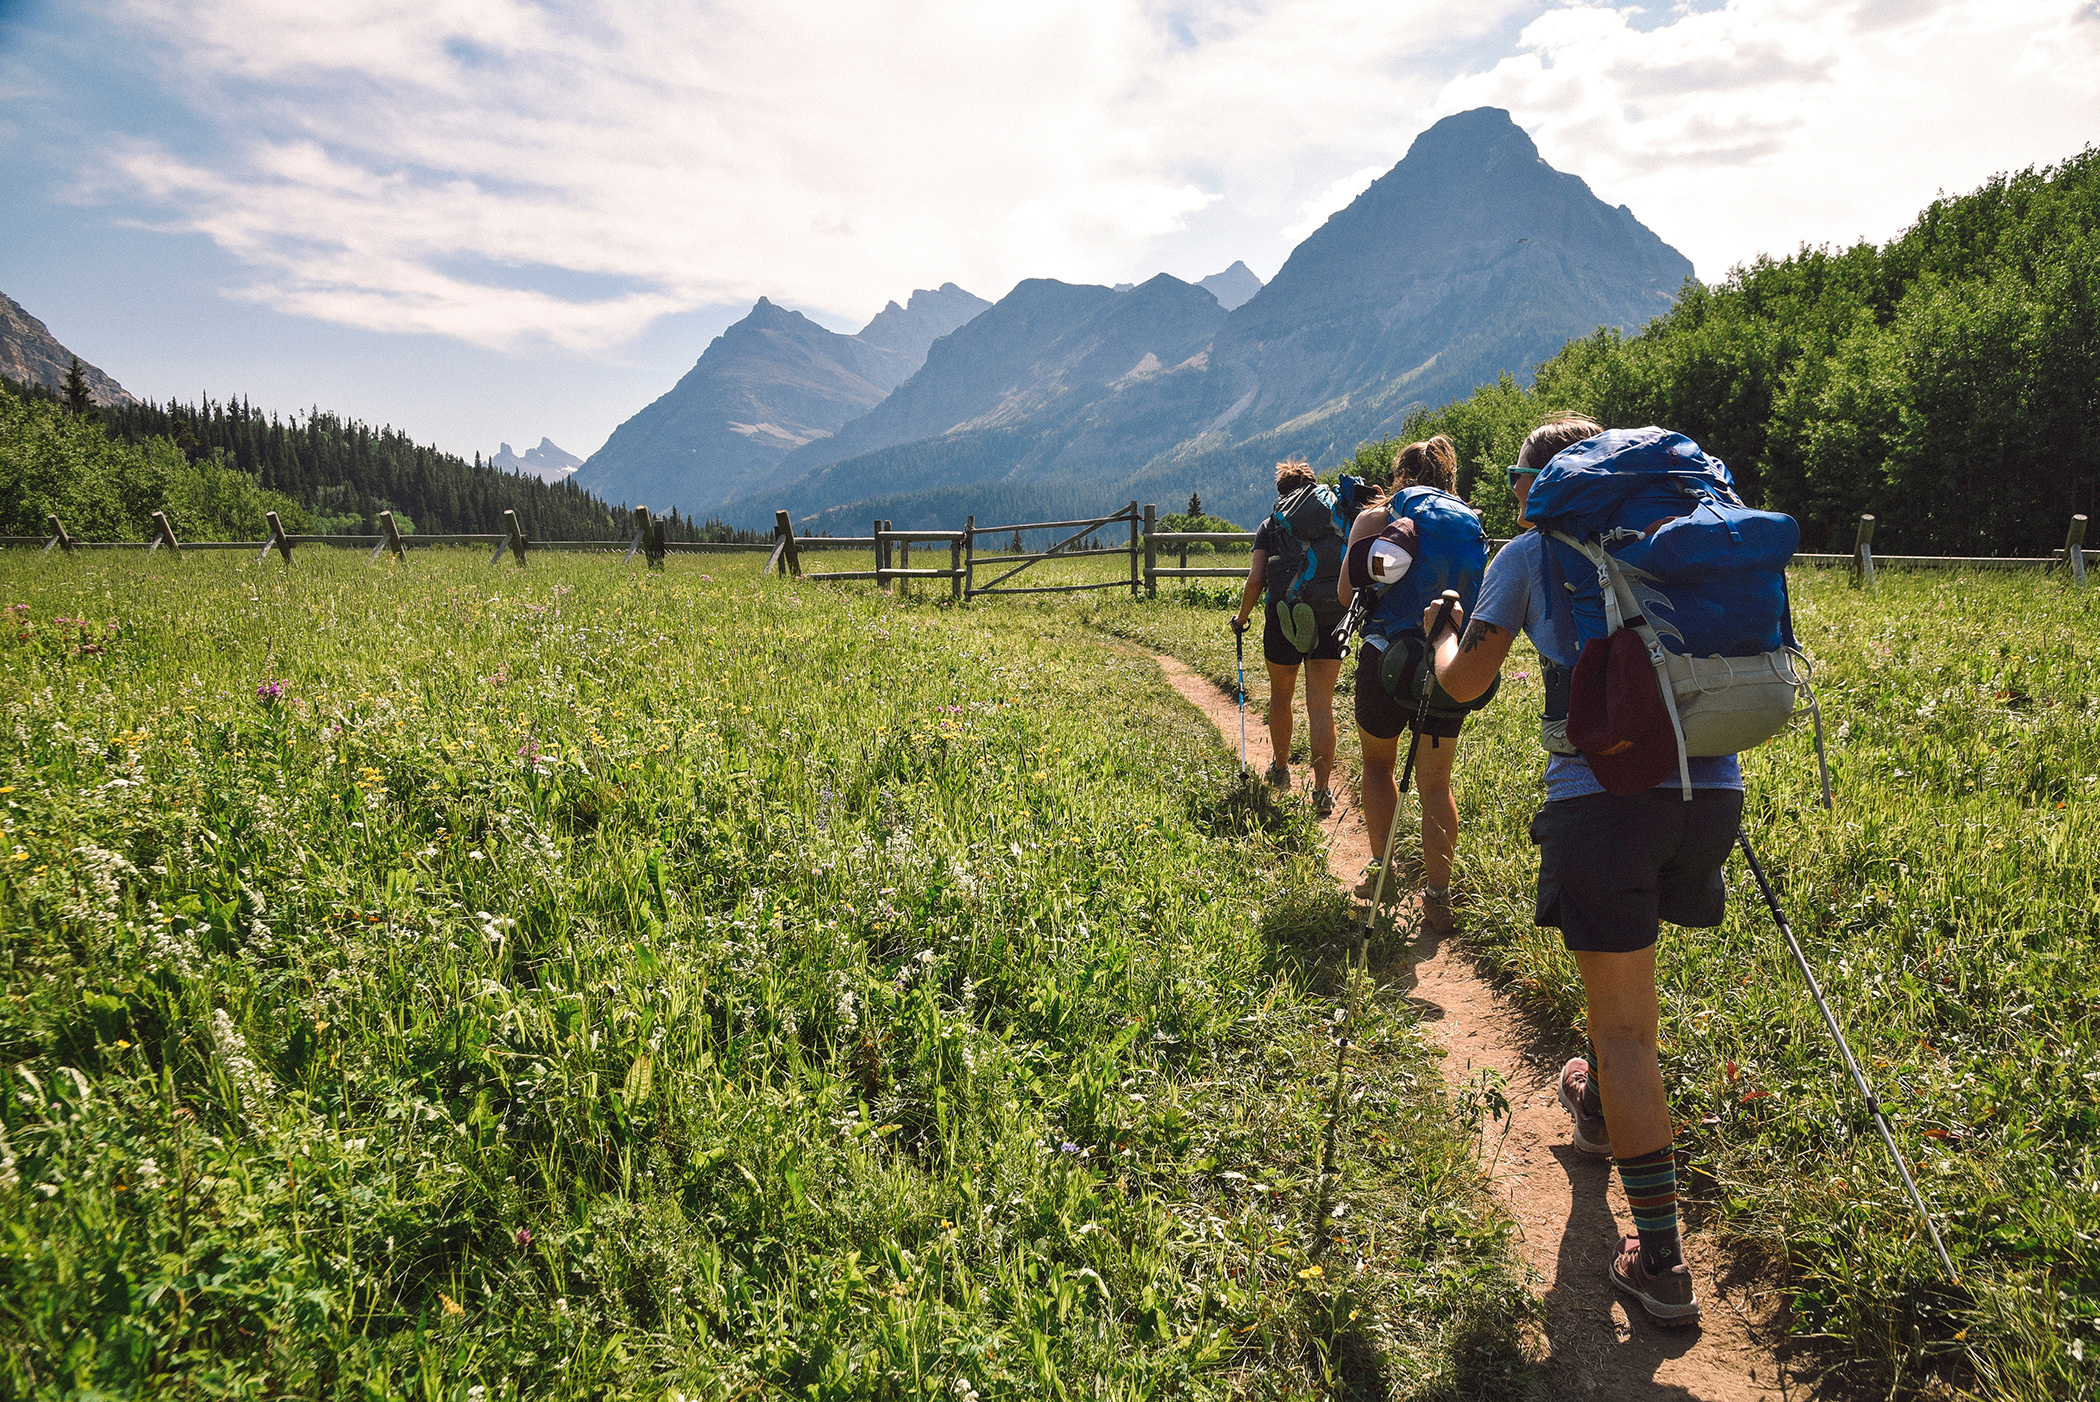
[1422,415,1798,1329]
[1336,435,1492,937]
[1230,457,1350,815]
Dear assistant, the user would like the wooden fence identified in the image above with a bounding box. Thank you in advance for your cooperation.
[12,506,2088,591]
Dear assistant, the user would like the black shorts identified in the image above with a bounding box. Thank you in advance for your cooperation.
[1353,644,1463,741]
[1530,787,1746,953]
[1263,603,1346,667]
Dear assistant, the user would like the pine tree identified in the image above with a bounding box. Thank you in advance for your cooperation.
[63,357,92,416]
[1187,491,1203,517]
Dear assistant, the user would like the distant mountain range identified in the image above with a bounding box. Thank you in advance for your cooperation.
[582,108,1693,529]
[1,292,134,406]
[1196,261,1262,311]
[574,283,990,515]
[491,437,583,482]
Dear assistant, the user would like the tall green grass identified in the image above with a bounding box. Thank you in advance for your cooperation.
[1088,563,2100,1400]
[0,549,1529,1399]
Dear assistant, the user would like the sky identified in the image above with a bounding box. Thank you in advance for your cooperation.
[3,0,2096,462]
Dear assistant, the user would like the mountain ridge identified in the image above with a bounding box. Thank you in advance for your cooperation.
[1,292,135,407]
[572,283,989,514]
[738,107,1692,529]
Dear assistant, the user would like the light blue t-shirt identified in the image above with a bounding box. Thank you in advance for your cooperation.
[1474,531,1742,802]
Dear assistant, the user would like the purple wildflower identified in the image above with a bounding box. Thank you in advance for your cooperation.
[515,1227,533,1247]
[256,680,285,703]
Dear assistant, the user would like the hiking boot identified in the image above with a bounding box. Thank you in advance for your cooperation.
[1557,1058,1613,1157]
[1419,887,1456,938]
[1351,862,1386,901]
[1312,787,1335,817]
[1264,762,1290,791]
[1608,1235,1700,1327]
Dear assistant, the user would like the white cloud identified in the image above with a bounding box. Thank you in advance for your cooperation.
[90,0,1521,350]
[1432,0,2100,281]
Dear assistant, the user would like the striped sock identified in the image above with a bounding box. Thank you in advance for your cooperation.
[1615,1143,1680,1269]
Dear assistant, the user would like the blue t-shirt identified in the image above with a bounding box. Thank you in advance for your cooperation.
[1473,531,1742,802]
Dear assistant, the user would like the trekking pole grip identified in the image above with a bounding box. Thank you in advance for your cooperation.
[1427,589,1460,642]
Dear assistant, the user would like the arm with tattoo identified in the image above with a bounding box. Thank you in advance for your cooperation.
[1428,609,1513,703]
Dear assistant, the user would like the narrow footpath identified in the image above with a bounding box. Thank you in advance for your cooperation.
[1153,653,1816,1402]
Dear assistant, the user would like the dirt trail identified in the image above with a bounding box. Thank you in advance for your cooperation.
[1153,653,1814,1401]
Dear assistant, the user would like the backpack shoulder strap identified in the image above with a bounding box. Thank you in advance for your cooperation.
[1539,530,1578,664]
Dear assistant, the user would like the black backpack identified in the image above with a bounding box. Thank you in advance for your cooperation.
[1267,483,1348,651]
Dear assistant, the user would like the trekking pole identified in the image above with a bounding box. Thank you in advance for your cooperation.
[1360,592,1459,940]
[1735,828,1959,1281]
[1234,622,1249,774]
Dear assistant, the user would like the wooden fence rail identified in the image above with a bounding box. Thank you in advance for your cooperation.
[8,507,2090,593]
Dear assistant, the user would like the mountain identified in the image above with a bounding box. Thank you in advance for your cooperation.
[734,107,1692,529]
[1,292,134,406]
[574,283,988,515]
[1197,261,1263,311]
[491,437,583,483]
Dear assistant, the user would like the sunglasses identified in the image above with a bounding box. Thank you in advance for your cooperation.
[1504,464,1540,489]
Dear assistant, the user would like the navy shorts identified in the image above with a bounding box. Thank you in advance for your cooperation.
[1530,788,1744,953]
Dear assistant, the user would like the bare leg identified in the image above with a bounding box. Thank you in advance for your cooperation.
[1407,730,1460,892]
[1359,728,1399,864]
[1265,660,1299,780]
[1571,947,1670,1158]
[1303,658,1343,794]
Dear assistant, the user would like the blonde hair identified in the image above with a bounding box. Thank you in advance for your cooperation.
[1516,416,1604,475]
[1274,457,1316,492]
[1393,435,1459,495]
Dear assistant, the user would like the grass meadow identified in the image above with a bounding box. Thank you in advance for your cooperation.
[0,548,1530,1400]
[1078,560,2100,1401]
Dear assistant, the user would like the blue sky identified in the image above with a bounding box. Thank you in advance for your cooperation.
[4,0,2095,462]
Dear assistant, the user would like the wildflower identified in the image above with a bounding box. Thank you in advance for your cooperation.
[256,680,286,703]
[515,1227,533,1247]
[1298,1264,1323,1279]
[1060,1142,1082,1155]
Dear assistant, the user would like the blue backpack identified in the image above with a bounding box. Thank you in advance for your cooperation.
[1527,427,1823,798]
[1364,486,1496,719]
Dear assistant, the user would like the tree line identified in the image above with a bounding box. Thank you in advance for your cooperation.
[1,375,769,544]
[1374,146,2099,554]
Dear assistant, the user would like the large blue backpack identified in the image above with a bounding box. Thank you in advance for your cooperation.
[1367,486,1490,641]
[1364,486,1497,719]
[1527,427,1822,798]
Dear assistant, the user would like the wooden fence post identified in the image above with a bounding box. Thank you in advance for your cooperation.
[1126,501,1139,598]
[625,506,652,566]
[950,533,962,601]
[1143,503,1157,598]
[258,510,294,564]
[963,515,975,601]
[774,510,801,577]
[148,512,181,559]
[1851,514,1876,590]
[371,509,407,562]
[2066,514,2088,588]
[899,532,911,597]
[498,510,528,567]
[43,514,73,554]
[649,517,667,569]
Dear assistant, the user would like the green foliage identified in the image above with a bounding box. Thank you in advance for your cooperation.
[0,390,312,541]
[95,391,712,542]
[0,550,1529,1398]
[1398,148,2100,554]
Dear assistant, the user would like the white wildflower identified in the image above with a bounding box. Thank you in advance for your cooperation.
[211,1007,274,1117]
